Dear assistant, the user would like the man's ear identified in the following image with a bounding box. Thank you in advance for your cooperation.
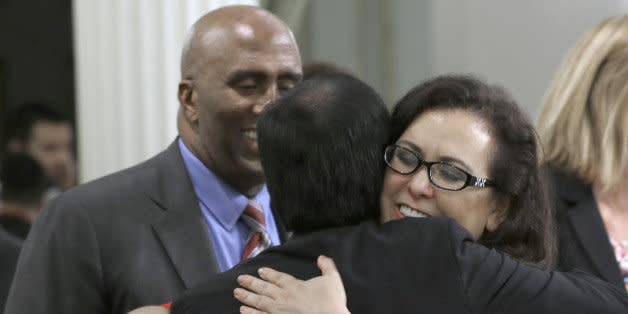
[486,198,509,232]
[178,80,198,123]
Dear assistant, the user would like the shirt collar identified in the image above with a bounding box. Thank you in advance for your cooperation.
[178,138,270,231]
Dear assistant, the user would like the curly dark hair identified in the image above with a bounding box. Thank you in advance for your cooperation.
[390,75,556,270]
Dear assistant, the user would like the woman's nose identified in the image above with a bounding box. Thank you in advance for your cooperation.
[407,166,435,199]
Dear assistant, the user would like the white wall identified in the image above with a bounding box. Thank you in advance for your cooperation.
[303,0,628,117]
[302,0,387,97]
[428,0,627,117]
[73,0,257,183]
[74,0,628,181]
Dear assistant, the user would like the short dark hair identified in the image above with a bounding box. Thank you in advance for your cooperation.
[258,73,390,234]
[302,62,354,81]
[391,75,556,270]
[2,102,70,152]
[1,153,53,204]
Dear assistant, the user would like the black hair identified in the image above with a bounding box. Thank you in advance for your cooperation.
[302,62,354,81]
[258,73,390,234]
[1,153,53,204]
[1,102,70,153]
[391,75,556,270]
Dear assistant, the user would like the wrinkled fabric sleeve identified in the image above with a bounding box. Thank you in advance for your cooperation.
[449,220,628,313]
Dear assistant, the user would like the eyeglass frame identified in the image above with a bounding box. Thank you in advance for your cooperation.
[383,144,499,191]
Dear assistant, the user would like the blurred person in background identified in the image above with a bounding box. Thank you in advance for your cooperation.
[2,102,76,191]
[0,153,54,239]
[4,5,302,314]
[537,14,628,291]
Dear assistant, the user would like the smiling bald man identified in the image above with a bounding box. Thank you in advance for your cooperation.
[4,5,302,314]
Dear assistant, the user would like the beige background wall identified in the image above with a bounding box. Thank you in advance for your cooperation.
[73,0,628,182]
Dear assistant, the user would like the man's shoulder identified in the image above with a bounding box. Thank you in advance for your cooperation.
[42,142,185,218]
[66,143,179,199]
[267,218,469,264]
[358,217,472,246]
[171,219,472,314]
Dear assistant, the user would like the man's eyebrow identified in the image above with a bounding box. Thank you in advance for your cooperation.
[227,70,267,84]
[278,72,303,82]
[226,71,303,84]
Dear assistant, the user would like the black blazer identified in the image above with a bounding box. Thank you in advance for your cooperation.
[172,218,628,314]
[0,227,21,312]
[4,140,287,314]
[551,169,624,288]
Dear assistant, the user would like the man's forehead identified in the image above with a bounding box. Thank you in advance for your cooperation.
[199,22,294,51]
[32,120,71,129]
[194,27,300,70]
[30,121,73,141]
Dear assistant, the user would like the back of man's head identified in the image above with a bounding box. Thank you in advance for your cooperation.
[2,102,69,153]
[0,153,52,206]
[258,73,390,234]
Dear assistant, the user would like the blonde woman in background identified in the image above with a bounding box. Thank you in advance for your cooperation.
[537,14,628,291]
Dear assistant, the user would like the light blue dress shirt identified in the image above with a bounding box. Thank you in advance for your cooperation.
[178,139,281,272]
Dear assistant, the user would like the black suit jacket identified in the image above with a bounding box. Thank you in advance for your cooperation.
[551,169,624,288]
[172,218,628,314]
[4,140,287,314]
[0,227,21,313]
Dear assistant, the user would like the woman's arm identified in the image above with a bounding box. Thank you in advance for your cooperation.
[234,255,350,314]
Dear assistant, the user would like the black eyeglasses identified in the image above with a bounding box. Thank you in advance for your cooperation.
[384,144,498,191]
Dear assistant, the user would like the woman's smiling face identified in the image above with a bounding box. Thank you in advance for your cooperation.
[380,108,506,239]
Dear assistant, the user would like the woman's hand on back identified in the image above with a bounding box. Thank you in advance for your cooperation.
[233,255,350,314]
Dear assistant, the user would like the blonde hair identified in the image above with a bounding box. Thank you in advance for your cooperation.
[537,15,628,192]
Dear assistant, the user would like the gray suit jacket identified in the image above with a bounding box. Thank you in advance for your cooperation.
[4,140,287,314]
[0,227,22,312]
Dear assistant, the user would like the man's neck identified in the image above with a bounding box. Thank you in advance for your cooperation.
[179,136,264,198]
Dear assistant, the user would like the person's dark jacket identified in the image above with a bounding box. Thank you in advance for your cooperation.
[552,169,624,288]
[172,218,628,314]
[0,227,22,312]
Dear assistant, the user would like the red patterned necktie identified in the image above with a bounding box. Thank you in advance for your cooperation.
[241,199,271,260]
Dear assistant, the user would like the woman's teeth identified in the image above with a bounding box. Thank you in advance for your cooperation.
[399,205,429,218]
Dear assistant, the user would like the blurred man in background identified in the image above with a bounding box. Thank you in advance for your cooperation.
[0,153,53,239]
[2,102,76,191]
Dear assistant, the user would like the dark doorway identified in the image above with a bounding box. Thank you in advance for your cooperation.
[0,0,75,141]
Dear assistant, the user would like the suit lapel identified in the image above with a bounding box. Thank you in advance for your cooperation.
[149,140,219,288]
[566,191,623,285]
[152,209,219,288]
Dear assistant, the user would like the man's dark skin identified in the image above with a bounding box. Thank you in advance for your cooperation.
[177,5,302,197]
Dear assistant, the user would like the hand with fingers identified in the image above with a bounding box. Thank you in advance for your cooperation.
[233,255,351,314]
